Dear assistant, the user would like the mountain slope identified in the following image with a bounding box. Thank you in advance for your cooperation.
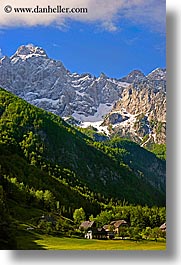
[104,138,165,193]
[0,44,166,144]
[0,88,165,206]
[103,84,166,145]
[0,44,125,118]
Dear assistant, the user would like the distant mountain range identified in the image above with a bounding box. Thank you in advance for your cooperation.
[0,44,166,145]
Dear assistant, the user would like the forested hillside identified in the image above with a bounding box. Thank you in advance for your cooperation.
[0,88,166,205]
[0,88,166,248]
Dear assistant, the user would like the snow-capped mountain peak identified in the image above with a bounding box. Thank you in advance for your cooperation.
[0,55,10,65]
[11,44,48,60]
[147,68,166,80]
[0,44,166,144]
[120,69,145,83]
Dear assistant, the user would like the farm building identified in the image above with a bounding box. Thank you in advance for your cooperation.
[79,221,107,239]
[160,222,166,232]
[110,220,128,234]
[79,219,128,239]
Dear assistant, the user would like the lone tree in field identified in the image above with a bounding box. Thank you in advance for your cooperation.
[73,207,86,226]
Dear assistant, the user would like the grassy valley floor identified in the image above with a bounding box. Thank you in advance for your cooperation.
[16,229,166,250]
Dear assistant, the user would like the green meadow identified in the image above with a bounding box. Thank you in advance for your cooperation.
[16,230,166,250]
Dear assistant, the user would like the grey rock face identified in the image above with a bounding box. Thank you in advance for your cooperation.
[0,44,125,119]
[104,112,129,125]
[0,44,166,144]
[120,69,146,83]
[147,68,166,81]
[104,85,166,145]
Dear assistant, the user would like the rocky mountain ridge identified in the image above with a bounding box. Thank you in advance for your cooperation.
[0,44,166,145]
[103,86,166,145]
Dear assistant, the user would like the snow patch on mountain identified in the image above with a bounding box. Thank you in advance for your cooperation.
[72,103,113,123]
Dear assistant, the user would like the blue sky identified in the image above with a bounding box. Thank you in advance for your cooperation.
[0,0,166,78]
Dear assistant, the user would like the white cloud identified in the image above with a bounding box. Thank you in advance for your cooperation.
[0,0,166,32]
[122,0,166,33]
[101,21,118,32]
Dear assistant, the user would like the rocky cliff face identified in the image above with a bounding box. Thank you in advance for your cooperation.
[0,44,126,119]
[119,69,146,83]
[103,84,166,145]
[0,44,166,145]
